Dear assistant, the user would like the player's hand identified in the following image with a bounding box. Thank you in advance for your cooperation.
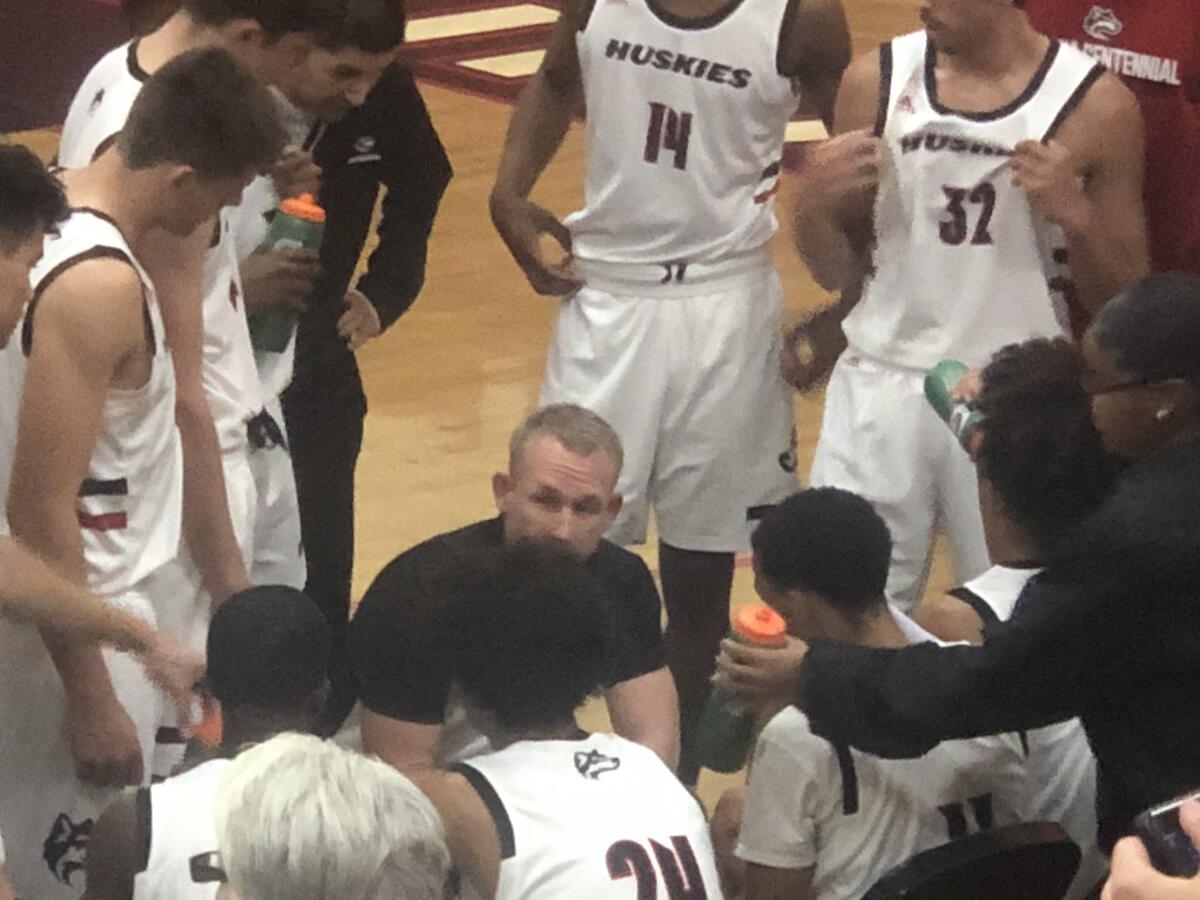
[950,367,983,405]
[65,690,144,787]
[240,247,318,315]
[338,288,383,350]
[1012,139,1088,233]
[782,305,848,392]
[800,129,884,212]
[137,634,205,734]
[273,150,322,200]
[1103,799,1200,899]
[715,635,808,708]
[489,193,583,296]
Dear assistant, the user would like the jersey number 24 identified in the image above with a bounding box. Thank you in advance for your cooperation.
[607,836,708,898]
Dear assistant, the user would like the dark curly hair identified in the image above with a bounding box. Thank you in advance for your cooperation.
[751,487,892,621]
[0,144,67,250]
[976,338,1116,553]
[446,543,613,732]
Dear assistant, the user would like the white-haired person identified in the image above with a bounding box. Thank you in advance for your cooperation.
[200,733,450,900]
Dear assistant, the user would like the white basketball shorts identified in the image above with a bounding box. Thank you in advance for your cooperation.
[809,351,990,610]
[0,587,161,900]
[247,396,306,589]
[540,254,797,553]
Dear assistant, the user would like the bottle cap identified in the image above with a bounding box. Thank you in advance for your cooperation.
[280,192,326,223]
[732,604,788,646]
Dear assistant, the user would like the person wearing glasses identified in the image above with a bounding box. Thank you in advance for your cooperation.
[718,272,1200,853]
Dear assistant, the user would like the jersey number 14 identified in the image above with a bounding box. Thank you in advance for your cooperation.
[607,836,708,898]
[644,103,693,171]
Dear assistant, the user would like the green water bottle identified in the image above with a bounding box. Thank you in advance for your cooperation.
[696,604,788,774]
[248,193,325,354]
[924,359,985,454]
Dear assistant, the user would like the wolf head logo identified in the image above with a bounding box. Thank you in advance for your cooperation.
[1083,6,1123,41]
[43,813,93,886]
[574,749,621,780]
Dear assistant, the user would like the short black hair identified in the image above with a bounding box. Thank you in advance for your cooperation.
[1091,273,1200,387]
[751,488,891,619]
[207,585,331,710]
[313,0,405,53]
[447,543,613,732]
[117,47,286,179]
[976,338,1115,553]
[182,0,338,39]
[0,144,68,250]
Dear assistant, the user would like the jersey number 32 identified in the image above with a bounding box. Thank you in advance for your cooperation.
[607,836,708,899]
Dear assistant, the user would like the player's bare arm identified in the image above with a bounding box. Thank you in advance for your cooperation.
[81,793,141,900]
[1012,71,1149,315]
[411,770,503,898]
[141,221,251,606]
[489,0,587,296]
[910,593,986,646]
[7,260,150,788]
[743,862,816,900]
[604,668,681,771]
[777,0,852,129]
[361,708,443,775]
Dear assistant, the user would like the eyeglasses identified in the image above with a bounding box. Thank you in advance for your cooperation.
[190,852,227,884]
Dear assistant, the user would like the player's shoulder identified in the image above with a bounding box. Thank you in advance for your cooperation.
[590,539,656,588]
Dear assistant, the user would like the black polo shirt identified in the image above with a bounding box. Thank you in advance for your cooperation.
[350,518,667,723]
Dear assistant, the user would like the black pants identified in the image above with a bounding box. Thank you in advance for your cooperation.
[283,355,365,735]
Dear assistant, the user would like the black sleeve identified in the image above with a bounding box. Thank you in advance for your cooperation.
[355,65,453,331]
[348,550,454,724]
[797,562,1123,757]
[602,554,668,687]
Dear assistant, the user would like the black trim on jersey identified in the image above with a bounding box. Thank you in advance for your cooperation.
[127,40,150,83]
[833,742,859,815]
[453,763,516,859]
[22,246,136,356]
[91,132,120,163]
[760,161,782,181]
[79,477,129,497]
[924,38,1060,123]
[578,0,600,31]
[645,0,747,32]
[134,787,153,875]
[874,42,894,137]
[1043,62,1106,142]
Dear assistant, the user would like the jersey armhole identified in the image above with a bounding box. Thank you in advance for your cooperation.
[578,0,600,31]
[22,245,145,357]
[452,763,517,860]
[946,587,1001,628]
[133,786,152,875]
[773,0,803,78]
[874,42,894,137]
[91,132,120,163]
[1042,62,1107,142]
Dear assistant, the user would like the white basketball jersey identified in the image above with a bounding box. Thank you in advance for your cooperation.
[957,565,1103,897]
[133,759,227,900]
[565,0,799,266]
[458,734,722,899]
[21,210,183,595]
[844,32,1105,369]
[59,39,265,452]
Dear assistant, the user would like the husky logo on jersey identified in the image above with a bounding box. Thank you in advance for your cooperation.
[897,92,915,114]
[43,813,92,885]
[1083,6,1122,41]
[574,749,621,780]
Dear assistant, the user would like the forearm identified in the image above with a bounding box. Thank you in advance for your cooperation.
[0,537,154,652]
[1062,217,1148,314]
[491,73,575,202]
[176,398,249,604]
[792,187,869,292]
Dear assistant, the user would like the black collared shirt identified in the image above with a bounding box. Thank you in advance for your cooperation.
[350,518,668,723]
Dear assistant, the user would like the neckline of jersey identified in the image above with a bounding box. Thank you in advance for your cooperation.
[644,0,747,32]
[127,39,151,83]
[923,36,1060,123]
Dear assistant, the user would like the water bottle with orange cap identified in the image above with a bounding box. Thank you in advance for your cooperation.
[696,603,788,774]
[248,192,325,354]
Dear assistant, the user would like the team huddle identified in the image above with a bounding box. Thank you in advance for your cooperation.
[0,0,1198,897]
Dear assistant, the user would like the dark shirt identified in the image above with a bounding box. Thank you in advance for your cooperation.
[796,435,1200,850]
[293,63,452,397]
[350,518,668,724]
